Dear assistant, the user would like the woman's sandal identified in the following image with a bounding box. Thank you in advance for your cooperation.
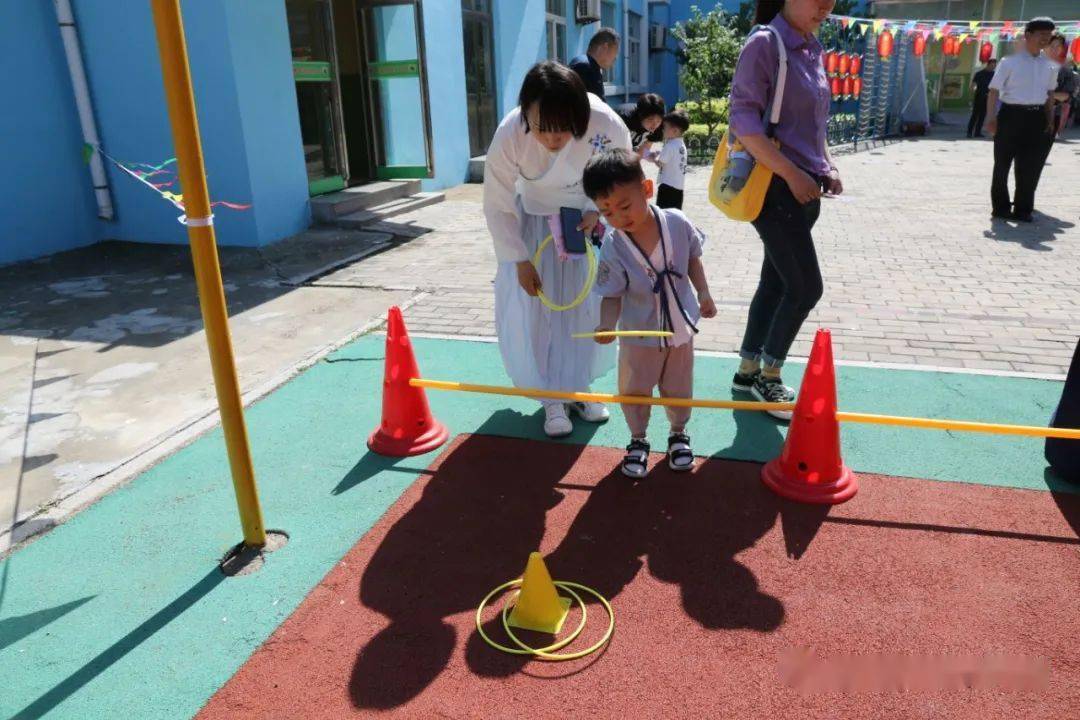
[667,433,694,472]
[621,438,650,479]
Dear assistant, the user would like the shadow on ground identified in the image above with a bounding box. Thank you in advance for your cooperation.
[983,212,1075,252]
[8,569,223,720]
[0,217,431,351]
[345,426,822,710]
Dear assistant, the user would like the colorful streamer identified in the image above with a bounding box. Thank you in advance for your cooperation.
[84,143,251,222]
[828,14,1080,39]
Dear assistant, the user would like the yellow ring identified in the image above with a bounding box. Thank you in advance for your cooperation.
[531,234,598,312]
[475,579,587,656]
[501,581,614,661]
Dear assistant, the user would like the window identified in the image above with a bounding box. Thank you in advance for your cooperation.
[600,1,617,84]
[546,0,567,62]
[627,10,642,87]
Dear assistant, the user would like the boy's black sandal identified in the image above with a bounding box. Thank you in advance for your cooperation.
[667,433,694,472]
[621,439,650,479]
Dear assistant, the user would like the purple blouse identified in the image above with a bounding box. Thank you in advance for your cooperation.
[728,15,832,176]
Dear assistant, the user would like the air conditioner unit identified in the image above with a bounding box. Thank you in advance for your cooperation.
[649,24,666,50]
[576,0,601,24]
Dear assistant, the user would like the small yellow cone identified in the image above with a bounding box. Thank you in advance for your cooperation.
[506,552,571,635]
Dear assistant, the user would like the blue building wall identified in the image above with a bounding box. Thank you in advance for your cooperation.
[0,0,309,266]
[73,0,309,248]
[220,1,311,244]
[0,1,98,266]
[492,0,548,119]
[420,1,471,190]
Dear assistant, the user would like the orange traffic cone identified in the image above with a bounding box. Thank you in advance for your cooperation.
[367,306,449,457]
[761,328,858,504]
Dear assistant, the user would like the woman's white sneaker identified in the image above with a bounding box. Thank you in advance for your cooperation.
[543,402,573,437]
[569,401,609,423]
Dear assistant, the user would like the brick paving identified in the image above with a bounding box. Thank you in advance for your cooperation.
[326,126,1080,376]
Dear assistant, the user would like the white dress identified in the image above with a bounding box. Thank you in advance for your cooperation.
[484,94,632,395]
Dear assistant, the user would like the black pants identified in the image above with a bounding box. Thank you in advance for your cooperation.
[656,183,683,210]
[992,104,1053,217]
[1046,336,1080,484]
[967,94,987,137]
[739,174,823,367]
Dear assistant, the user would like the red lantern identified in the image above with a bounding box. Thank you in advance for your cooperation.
[826,51,839,75]
[877,30,894,59]
[913,34,927,57]
[944,36,959,56]
[838,52,851,76]
[831,77,842,99]
[979,41,993,63]
[850,54,862,75]
[843,77,853,98]
[852,77,863,97]
[1071,37,1080,63]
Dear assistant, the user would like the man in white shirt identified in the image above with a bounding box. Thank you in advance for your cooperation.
[985,17,1059,222]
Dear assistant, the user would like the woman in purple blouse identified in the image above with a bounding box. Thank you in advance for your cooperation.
[727,0,841,420]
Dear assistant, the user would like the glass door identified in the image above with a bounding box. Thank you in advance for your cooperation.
[359,0,434,179]
[287,0,349,196]
[462,0,497,157]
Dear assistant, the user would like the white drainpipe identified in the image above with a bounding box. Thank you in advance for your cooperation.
[54,0,114,220]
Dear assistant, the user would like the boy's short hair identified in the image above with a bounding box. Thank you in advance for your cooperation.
[589,27,620,52]
[583,149,645,200]
[1025,17,1055,34]
[663,110,690,133]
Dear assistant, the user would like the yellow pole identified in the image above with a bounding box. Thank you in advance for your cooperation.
[835,412,1080,440]
[411,378,1080,440]
[410,378,797,412]
[150,0,266,547]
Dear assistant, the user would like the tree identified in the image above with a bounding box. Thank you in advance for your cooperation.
[671,6,742,136]
[724,2,754,37]
[819,0,874,48]
[728,0,870,40]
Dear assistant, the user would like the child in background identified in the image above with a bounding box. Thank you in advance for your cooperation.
[584,149,716,479]
[647,110,690,210]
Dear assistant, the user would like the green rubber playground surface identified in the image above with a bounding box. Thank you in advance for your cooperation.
[0,334,1072,719]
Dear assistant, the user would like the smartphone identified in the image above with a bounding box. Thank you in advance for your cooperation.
[559,207,587,255]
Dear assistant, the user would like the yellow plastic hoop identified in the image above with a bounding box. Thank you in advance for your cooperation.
[475,579,588,656]
[475,578,615,662]
[532,234,597,312]
[501,581,614,661]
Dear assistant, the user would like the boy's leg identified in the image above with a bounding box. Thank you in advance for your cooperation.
[618,342,664,436]
[659,341,694,433]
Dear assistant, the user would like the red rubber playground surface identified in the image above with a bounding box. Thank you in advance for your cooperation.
[198,434,1080,719]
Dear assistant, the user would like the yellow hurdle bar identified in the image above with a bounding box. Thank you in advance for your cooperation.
[410,379,796,412]
[151,0,266,547]
[411,378,1080,440]
[835,412,1080,440]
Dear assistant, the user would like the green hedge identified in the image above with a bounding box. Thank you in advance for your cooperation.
[684,125,726,165]
[676,98,729,127]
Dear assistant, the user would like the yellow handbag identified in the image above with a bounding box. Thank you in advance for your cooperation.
[709,25,788,222]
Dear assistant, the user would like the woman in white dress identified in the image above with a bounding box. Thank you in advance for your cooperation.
[484,62,632,437]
